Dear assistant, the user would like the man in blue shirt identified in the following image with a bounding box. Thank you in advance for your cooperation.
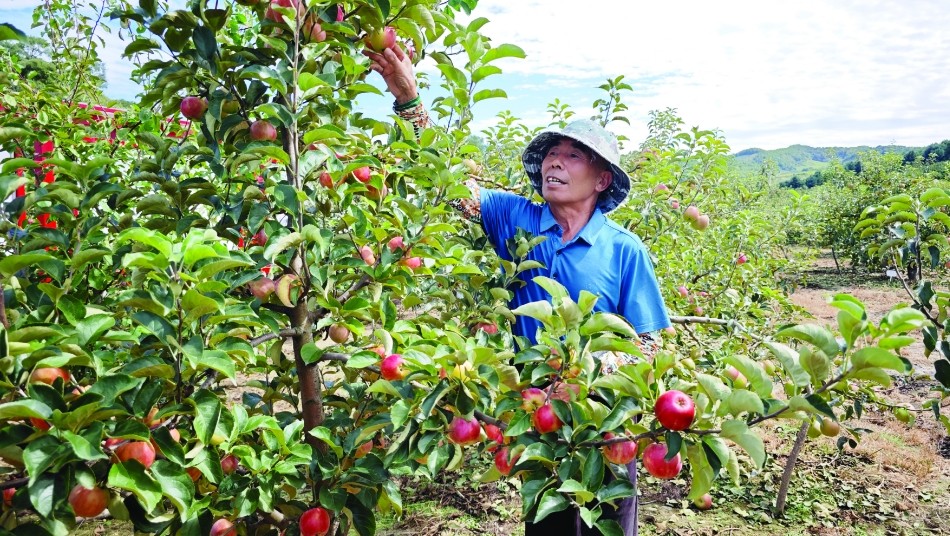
[367,44,672,536]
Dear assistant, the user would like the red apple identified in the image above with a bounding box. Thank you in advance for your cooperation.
[328,324,349,344]
[642,443,682,479]
[115,441,156,469]
[693,214,710,231]
[251,228,268,247]
[474,322,498,335]
[368,345,386,358]
[379,354,407,381]
[654,390,695,431]
[683,205,700,222]
[186,467,201,482]
[300,506,331,536]
[180,96,207,119]
[670,199,680,209]
[2,487,14,506]
[364,26,397,52]
[249,120,277,141]
[602,432,638,465]
[336,4,344,21]
[484,424,504,452]
[400,257,422,270]
[447,416,481,446]
[736,253,747,265]
[725,366,747,388]
[319,171,334,188]
[366,183,388,200]
[221,454,240,474]
[359,245,376,266]
[30,367,70,385]
[68,484,108,518]
[653,183,669,193]
[693,493,713,510]
[303,16,327,43]
[521,388,546,412]
[387,236,404,252]
[677,286,688,298]
[352,166,372,183]
[30,417,51,431]
[248,277,276,300]
[531,403,562,434]
[494,446,520,476]
[210,518,238,536]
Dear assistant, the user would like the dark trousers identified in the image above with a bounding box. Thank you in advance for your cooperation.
[525,460,639,536]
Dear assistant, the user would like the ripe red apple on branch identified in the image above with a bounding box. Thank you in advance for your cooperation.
[29,367,70,385]
[221,454,240,474]
[249,120,277,141]
[180,96,207,119]
[68,484,108,518]
[484,423,504,452]
[494,446,520,476]
[352,166,372,183]
[299,506,331,536]
[447,416,481,446]
[531,403,562,434]
[364,26,397,52]
[521,387,546,412]
[210,518,238,536]
[642,443,682,479]
[379,354,407,381]
[248,277,276,301]
[654,390,695,431]
[602,432,638,465]
[115,441,156,469]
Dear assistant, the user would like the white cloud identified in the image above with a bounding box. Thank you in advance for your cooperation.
[464,0,950,149]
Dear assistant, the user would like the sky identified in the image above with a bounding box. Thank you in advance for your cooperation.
[2,0,949,151]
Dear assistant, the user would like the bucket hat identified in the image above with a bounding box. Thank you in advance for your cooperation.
[521,119,631,213]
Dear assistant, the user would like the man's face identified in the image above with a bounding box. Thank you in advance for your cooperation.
[540,138,613,210]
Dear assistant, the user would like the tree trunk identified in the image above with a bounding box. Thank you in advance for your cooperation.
[291,298,324,451]
[774,421,810,516]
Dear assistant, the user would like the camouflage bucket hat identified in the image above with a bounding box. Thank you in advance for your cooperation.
[522,119,631,213]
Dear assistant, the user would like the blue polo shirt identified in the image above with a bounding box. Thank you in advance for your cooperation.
[481,189,671,343]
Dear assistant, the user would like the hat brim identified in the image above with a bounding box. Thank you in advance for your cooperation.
[521,131,631,213]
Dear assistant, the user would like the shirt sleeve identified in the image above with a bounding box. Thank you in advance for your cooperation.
[619,243,672,334]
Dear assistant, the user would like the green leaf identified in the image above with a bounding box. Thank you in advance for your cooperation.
[850,347,912,373]
[0,399,52,420]
[0,253,55,277]
[116,227,172,258]
[765,342,811,387]
[76,314,115,346]
[719,420,765,467]
[799,347,831,386]
[533,488,570,523]
[62,431,108,462]
[152,460,194,518]
[776,324,840,357]
[723,354,772,398]
[108,461,163,512]
[481,43,526,64]
[132,311,176,346]
[512,301,553,325]
[557,479,594,504]
[724,390,765,416]
[881,307,929,334]
[190,389,222,445]
[579,313,636,337]
[695,373,730,401]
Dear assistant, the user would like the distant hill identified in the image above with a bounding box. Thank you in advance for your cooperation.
[730,144,920,182]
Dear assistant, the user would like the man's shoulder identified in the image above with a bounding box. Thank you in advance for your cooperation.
[600,218,648,251]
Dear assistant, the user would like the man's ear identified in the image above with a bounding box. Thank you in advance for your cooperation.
[595,170,613,193]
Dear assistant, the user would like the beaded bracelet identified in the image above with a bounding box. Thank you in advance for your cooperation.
[393,96,421,112]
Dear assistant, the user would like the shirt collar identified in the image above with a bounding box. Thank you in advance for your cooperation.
[540,205,607,246]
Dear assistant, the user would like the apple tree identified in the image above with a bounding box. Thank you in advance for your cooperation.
[0,1,936,535]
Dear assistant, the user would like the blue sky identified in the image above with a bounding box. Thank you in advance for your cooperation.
[3,0,949,151]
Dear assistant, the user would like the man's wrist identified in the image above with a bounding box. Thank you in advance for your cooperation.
[393,95,421,112]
